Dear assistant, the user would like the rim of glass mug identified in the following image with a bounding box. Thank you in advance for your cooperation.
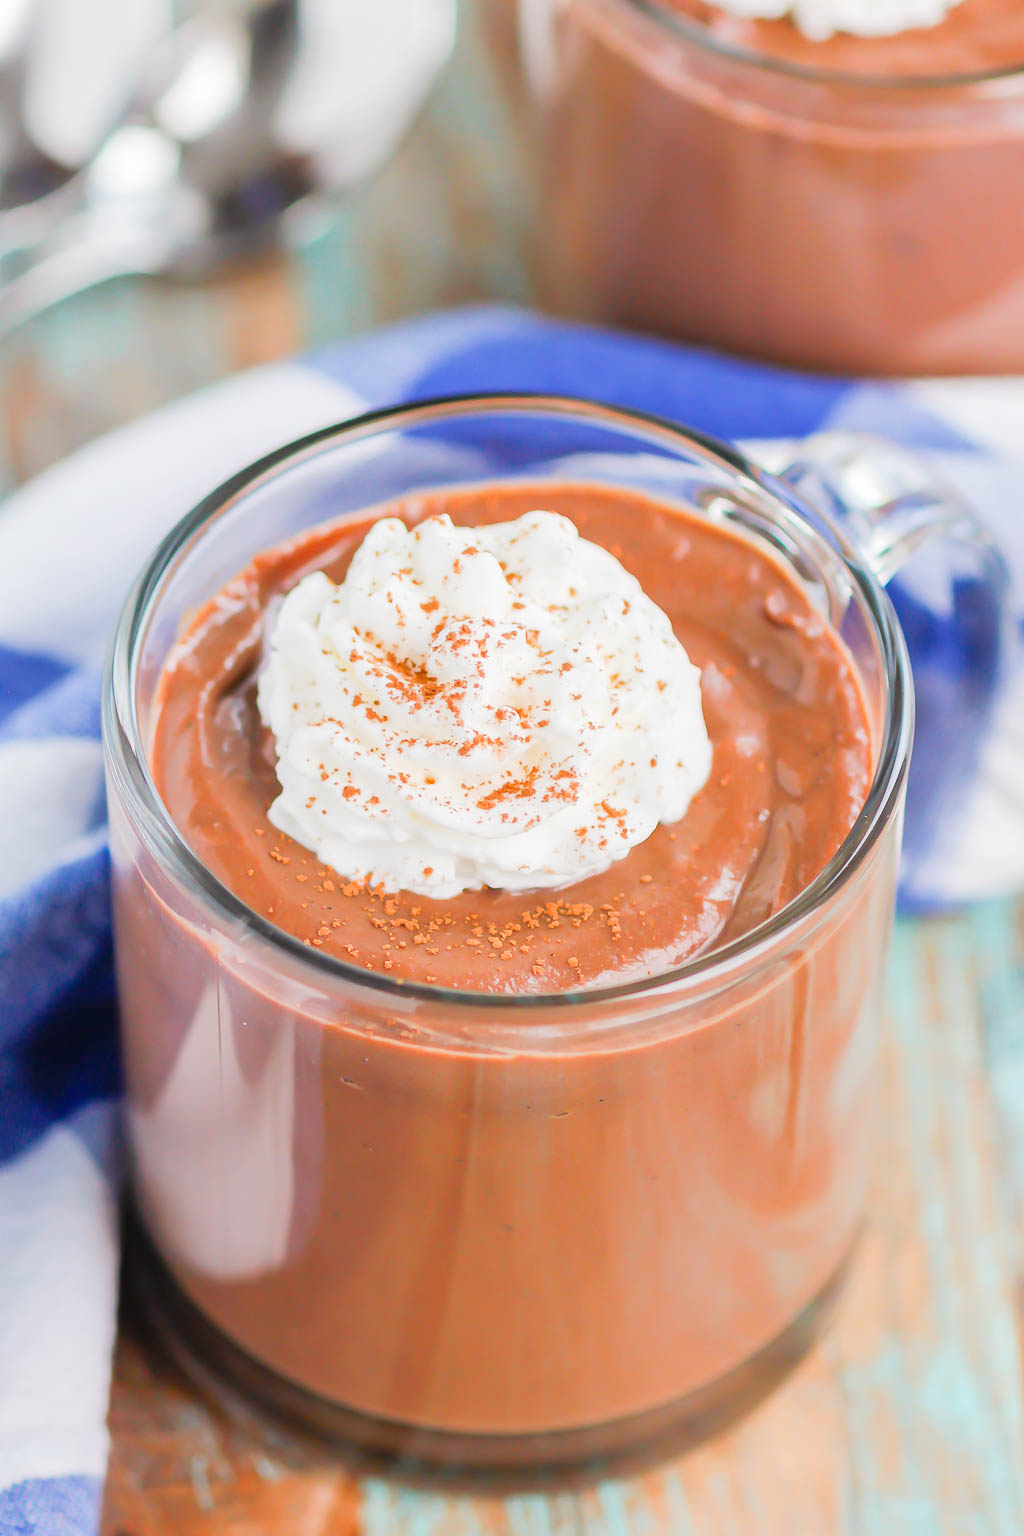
[102,392,914,1012]
[613,0,1024,90]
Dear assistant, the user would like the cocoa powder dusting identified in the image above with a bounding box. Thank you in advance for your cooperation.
[151,481,871,994]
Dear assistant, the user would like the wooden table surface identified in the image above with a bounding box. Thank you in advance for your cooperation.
[3,9,1023,1533]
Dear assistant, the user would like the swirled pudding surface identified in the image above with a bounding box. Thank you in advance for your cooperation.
[151,482,872,993]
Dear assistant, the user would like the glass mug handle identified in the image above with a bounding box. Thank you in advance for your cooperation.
[773,430,1013,908]
[775,430,1010,592]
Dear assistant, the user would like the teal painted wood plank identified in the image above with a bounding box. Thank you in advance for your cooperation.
[823,917,1024,1535]
[971,900,1024,1232]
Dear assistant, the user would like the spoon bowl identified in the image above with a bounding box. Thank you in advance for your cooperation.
[0,0,455,333]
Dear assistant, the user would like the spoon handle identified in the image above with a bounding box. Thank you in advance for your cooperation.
[0,213,173,335]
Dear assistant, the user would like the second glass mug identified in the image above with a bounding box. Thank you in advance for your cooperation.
[102,397,999,1469]
[504,0,1024,375]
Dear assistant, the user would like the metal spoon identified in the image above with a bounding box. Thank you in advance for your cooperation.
[0,0,75,211]
[0,0,452,337]
[0,0,305,333]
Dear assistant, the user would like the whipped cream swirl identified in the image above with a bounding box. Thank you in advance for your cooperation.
[257,510,712,898]
[709,0,964,40]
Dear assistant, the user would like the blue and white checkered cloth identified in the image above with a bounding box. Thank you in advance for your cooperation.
[1,307,1022,1533]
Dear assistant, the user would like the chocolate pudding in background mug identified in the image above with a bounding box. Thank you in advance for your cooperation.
[104,398,953,1468]
[506,0,1024,375]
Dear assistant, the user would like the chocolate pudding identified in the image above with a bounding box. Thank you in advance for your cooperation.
[110,473,899,1453]
[525,0,1024,373]
[151,483,870,992]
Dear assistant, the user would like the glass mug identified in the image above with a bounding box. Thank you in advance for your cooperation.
[508,0,1024,375]
[102,397,1000,1470]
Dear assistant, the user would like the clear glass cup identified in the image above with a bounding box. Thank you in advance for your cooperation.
[510,0,1024,375]
[103,397,983,1471]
